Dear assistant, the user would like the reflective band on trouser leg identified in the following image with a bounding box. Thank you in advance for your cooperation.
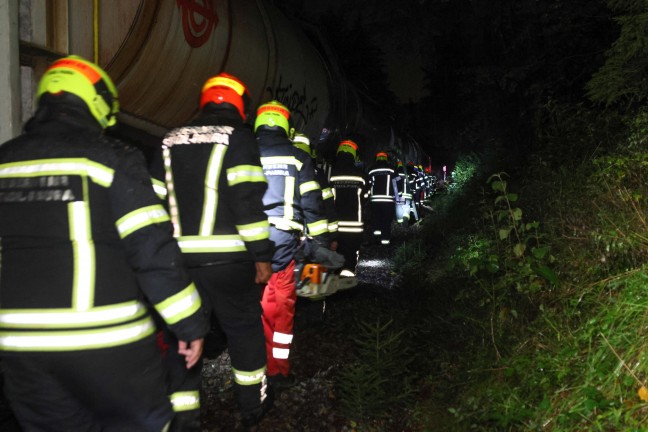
[272,331,293,359]
[170,391,200,412]
[233,366,266,386]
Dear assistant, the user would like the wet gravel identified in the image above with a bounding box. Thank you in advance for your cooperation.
[200,226,409,431]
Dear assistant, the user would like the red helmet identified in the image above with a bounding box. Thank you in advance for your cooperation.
[200,73,250,120]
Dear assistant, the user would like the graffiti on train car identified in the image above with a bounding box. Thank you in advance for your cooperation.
[267,75,319,127]
[176,0,218,48]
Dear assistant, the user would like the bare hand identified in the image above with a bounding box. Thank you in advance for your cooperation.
[255,261,273,284]
[178,338,204,369]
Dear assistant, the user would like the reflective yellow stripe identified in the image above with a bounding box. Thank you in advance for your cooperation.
[170,391,201,412]
[268,217,303,232]
[236,220,270,242]
[0,301,147,329]
[115,205,170,238]
[284,176,295,221]
[0,158,114,187]
[307,219,328,236]
[177,235,247,253]
[154,283,201,325]
[0,316,155,352]
[200,145,227,236]
[232,366,266,386]
[69,201,95,311]
[300,180,320,195]
[163,147,182,237]
[321,188,334,200]
[151,178,167,199]
[226,165,267,186]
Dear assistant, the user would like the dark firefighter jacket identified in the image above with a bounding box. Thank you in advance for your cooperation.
[315,165,339,237]
[257,130,328,259]
[329,152,367,234]
[0,106,208,353]
[396,163,413,200]
[151,109,274,267]
[367,159,397,203]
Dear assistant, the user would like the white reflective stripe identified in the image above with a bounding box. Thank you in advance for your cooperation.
[338,221,364,227]
[338,227,364,233]
[372,198,395,203]
[273,347,290,359]
[200,144,227,236]
[328,222,339,231]
[371,195,394,200]
[284,176,295,221]
[273,331,293,344]
[69,201,94,310]
[0,317,155,351]
[177,235,246,252]
[156,284,201,324]
[116,205,169,238]
[268,217,303,231]
[368,168,394,175]
[381,240,391,245]
[170,392,200,411]
[0,159,114,187]
[0,301,146,328]
[357,188,363,221]
[260,156,303,170]
[373,230,381,235]
[330,175,365,184]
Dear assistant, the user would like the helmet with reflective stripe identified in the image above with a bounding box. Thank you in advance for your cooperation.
[292,132,311,155]
[36,55,119,128]
[376,151,388,161]
[337,139,358,159]
[200,72,250,120]
[254,100,290,135]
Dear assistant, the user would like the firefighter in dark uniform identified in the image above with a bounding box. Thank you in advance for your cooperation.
[395,160,413,226]
[407,161,421,223]
[329,140,367,277]
[255,102,329,389]
[0,55,208,431]
[367,151,397,245]
[152,73,275,430]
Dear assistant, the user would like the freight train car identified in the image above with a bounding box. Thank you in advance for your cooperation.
[14,0,428,165]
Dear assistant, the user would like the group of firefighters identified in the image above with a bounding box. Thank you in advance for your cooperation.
[0,56,436,431]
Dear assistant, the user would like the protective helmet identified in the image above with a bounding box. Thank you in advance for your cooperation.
[397,160,403,167]
[292,132,311,155]
[337,139,358,159]
[200,72,250,120]
[376,151,388,161]
[254,100,290,136]
[36,55,119,128]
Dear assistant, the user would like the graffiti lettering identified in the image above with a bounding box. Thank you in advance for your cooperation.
[267,75,318,129]
[176,0,218,48]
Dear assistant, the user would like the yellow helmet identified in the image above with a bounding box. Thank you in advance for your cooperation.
[254,100,290,136]
[292,132,311,155]
[337,139,358,159]
[36,55,119,128]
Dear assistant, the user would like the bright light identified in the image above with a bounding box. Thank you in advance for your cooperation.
[358,258,390,268]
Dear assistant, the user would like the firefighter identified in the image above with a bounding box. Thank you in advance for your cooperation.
[395,160,413,226]
[255,102,329,389]
[329,139,367,276]
[0,55,208,431]
[150,73,275,431]
[406,161,420,223]
[367,151,397,245]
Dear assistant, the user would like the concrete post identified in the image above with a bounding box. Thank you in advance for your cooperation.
[0,0,21,143]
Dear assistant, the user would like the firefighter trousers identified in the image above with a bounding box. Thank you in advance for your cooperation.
[189,261,270,421]
[261,260,296,377]
[1,337,172,432]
